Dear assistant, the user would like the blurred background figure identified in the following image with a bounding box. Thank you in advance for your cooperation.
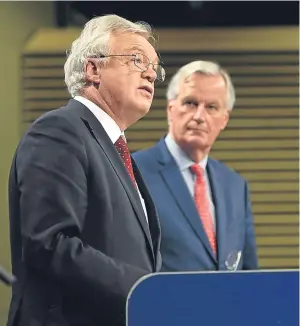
[133,61,258,271]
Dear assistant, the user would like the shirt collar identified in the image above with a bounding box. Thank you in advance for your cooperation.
[165,133,208,171]
[74,95,124,144]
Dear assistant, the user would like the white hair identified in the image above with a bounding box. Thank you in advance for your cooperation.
[64,14,156,97]
[166,60,236,110]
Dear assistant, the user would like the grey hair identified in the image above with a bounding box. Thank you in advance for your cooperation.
[166,60,236,110]
[64,14,156,97]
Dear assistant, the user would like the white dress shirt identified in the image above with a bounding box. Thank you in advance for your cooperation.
[74,96,148,223]
[164,133,216,231]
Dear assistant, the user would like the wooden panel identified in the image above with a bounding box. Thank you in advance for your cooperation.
[213,140,298,150]
[24,100,66,110]
[255,225,298,235]
[252,203,298,213]
[230,108,298,118]
[235,86,298,96]
[254,215,298,224]
[24,78,66,89]
[250,183,298,192]
[24,89,68,100]
[257,236,299,246]
[250,193,298,203]
[227,118,298,128]
[24,68,64,78]
[258,258,299,268]
[211,150,298,160]
[24,57,66,67]
[232,75,299,86]
[258,247,299,256]
[21,28,299,269]
[242,171,298,182]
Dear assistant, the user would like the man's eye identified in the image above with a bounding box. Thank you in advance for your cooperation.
[184,101,197,107]
[208,105,217,110]
[133,54,143,63]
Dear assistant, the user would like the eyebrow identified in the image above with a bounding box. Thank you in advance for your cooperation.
[128,45,145,53]
[181,95,221,106]
[181,95,198,102]
[127,45,160,64]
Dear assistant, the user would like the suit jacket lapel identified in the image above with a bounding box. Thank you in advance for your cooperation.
[207,159,227,268]
[71,100,155,263]
[157,139,217,263]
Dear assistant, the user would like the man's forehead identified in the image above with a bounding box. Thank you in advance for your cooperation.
[181,73,226,90]
[179,78,198,92]
[111,33,159,62]
[179,74,227,102]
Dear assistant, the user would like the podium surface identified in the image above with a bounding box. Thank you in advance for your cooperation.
[127,270,299,326]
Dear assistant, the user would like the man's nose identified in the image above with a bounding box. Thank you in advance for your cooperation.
[193,105,205,122]
[142,65,157,83]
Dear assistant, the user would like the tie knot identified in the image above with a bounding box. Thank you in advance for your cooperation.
[190,164,204,178]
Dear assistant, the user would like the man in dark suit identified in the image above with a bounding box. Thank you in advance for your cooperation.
[133,60,258,272]
[7,14,165,326]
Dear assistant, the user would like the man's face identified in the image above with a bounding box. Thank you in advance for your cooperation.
[98,32,159,127]
[167,73,230,155]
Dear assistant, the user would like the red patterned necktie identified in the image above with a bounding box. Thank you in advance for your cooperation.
[114,135,136,187]
[190,164,216,255]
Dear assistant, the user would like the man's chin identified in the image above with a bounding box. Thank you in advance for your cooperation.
[138,103,151,116]
[130,104,151,125]
[186,136,208,148]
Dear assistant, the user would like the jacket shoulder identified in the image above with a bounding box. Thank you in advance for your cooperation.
[209,157,247,184]
[133,145,158,162]
[132,145,161,173]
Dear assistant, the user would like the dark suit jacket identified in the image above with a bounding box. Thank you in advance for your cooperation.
[7,99,161,326]
[133,138,258,272]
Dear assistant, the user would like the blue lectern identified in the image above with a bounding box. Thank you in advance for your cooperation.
[127,270,299,326]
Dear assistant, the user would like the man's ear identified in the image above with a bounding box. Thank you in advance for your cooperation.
[166,100,175,125]
[84,58,101,85]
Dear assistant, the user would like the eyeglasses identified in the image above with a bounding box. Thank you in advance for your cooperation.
[98,53,166,82]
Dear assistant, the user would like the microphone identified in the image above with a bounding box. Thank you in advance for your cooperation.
[0,265,16,286]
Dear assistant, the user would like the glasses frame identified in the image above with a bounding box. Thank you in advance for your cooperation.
[96,53,165,82]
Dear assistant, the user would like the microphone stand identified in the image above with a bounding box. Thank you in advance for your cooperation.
[0,265,16,286]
